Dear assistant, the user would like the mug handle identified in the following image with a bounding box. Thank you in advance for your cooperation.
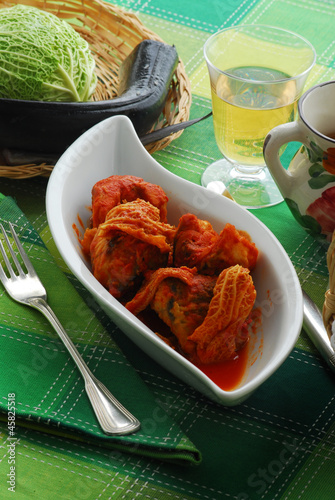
[263,121,308,197]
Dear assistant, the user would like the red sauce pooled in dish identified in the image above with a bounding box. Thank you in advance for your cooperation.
[195,307,262,391]
[195,341,249,391]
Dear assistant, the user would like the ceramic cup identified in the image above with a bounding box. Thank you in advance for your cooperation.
[263,80,335,244]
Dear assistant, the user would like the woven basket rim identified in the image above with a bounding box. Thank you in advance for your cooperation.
[0,0,192,178]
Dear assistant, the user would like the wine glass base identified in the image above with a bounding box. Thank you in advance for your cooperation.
[201,159,283,208]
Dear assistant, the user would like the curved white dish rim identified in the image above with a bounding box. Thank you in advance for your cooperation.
[46,115,303,406]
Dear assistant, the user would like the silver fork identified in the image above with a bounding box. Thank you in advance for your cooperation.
[0,222,140,436]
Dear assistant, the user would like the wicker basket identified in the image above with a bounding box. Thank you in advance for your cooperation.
[0,0,192,179]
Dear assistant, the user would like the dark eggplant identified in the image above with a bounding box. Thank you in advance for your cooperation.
[0,40,179,154]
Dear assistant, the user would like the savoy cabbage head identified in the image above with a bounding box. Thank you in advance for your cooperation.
[0,4,97,102]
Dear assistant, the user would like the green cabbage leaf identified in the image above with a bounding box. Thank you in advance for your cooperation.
[0,4,97,102]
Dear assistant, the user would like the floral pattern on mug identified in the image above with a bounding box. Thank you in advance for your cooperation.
[307,141,323,163]
[323,148,335,175]
[285,198,324,241]
[306,185,335,241]
[301,142,335,190]
[308,162,335,190]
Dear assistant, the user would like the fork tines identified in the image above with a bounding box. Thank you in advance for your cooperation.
[0,222,36,279]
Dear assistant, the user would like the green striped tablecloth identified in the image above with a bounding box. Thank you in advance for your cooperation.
[0,0,334,498]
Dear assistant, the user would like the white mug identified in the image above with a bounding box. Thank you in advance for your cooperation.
[263,80,335,244]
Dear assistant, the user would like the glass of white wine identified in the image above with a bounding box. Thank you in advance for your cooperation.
[202,25,316,208]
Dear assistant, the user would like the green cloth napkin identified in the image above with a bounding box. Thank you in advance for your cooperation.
[0,194,201,465]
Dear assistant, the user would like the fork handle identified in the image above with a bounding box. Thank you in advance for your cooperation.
[28,297,141,435]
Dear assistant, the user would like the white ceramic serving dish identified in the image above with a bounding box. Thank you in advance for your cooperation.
[46,115,303,406]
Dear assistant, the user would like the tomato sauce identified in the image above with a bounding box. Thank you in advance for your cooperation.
[139,308,255,392]
[194,307,263,391]
[195,341,249,391]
